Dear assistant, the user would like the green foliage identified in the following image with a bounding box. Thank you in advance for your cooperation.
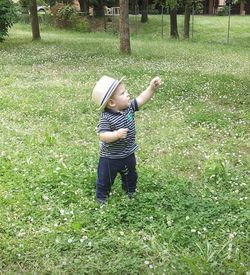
[50,3,77,28]
[17,12,29,23]
[194,0,204,14]
[0,0,17,42]
[18,0,29,8]
[58,4,77,22]
[46,0,56,6]
[51,3,89,31]
[75,17,90,32]
[36,0,47,5]
[203,156,230,184]
[217,6,230,16]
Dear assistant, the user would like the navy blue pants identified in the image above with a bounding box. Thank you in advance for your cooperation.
[96,153,138,202]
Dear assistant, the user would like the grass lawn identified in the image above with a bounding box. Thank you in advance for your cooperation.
[0,15,249,273]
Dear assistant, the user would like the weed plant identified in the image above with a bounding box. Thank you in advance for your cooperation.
[0,16,249,273]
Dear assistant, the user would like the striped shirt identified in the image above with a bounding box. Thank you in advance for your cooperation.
[98,99,139,159]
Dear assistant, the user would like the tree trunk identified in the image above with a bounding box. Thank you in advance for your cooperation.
[170,7,178,38]
[79,0,89,15]
[94,0,104,17]
[240,0,245,15]
[141,0,148,23]
[131,0,136,14]
[119,0,131,54]
[184,0,192,38]
[29,0,41,40]
[208,0,213,14]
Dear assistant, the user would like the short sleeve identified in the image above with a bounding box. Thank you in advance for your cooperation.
[97,115,112,133]
[130,99,139,112]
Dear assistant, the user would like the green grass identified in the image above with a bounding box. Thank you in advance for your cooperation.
[0,16,250,274]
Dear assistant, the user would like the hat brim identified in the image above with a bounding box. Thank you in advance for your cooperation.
[98,76,125,110]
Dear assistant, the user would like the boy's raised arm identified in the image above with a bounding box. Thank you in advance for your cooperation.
[136,77,161,109]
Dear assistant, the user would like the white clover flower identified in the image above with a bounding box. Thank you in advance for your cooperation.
[43,195,49,201]
[60,209,65,215]
[167,220,172,227]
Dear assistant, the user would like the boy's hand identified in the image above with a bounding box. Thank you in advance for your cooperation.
[150,76,161,90]
[100,129,128,143]
[136,76,161,109]
[116,128,128,139]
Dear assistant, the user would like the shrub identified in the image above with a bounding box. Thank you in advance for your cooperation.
[18,0,29,14]
[0,0,17,42]
[75,18,89,32]
[217,6,229,16]
[51,3,77,28]
[51,3,89,31]
[194,1,204,14]
[58,4,78,27]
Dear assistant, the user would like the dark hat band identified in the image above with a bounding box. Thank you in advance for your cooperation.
[100,79,119,107]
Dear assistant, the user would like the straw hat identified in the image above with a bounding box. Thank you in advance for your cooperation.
[92,75,125,110]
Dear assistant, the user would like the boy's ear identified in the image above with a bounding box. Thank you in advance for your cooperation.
[107,99,116,108]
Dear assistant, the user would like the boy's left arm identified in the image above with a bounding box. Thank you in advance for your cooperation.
[136,76,161,109]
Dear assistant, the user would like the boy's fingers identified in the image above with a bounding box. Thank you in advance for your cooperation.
[152,77,161,86]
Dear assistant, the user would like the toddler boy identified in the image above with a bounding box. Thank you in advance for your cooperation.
[92,75,161,203]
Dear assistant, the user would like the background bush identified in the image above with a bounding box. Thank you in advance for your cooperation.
[0,0,17,42]
[217,6,230,16]
[50,3,89,31]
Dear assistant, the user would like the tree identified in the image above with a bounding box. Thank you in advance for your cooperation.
[130,0,137,14]
[78,0,89,14]
[239,0,245,15]
[141,0,148,22]
[93,0,104,17]
[170,6,178,38]
[0,0,16,42]
[184,0,192,38]
[29,0,41,40]
[119,0,131,54]
[166,0,179,38]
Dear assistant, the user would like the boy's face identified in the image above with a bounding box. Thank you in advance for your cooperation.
[109,83,130,111]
